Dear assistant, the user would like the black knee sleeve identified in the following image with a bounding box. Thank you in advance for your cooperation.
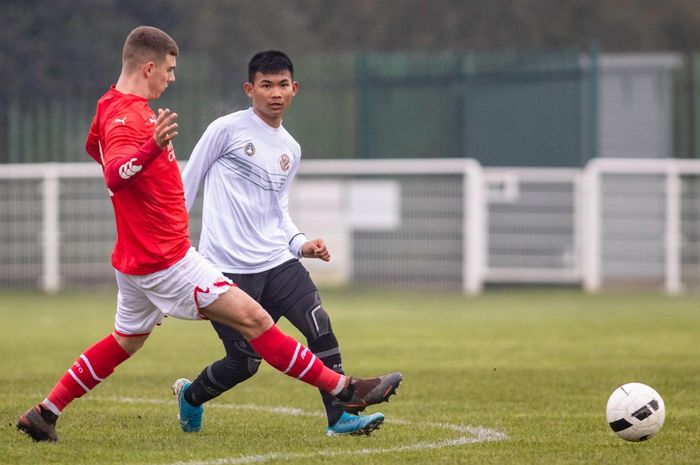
[287,291,334,341]
[286,291,344,373]
[306,294,333,340]
[186,349,261,405]
[284,290,348,425]
[216,352,262,385]
[217,335,262,383]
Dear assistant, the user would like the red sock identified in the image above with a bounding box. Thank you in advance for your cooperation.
[249,325,345,394]
[41,333,130,415]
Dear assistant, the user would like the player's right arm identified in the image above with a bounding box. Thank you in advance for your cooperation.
[182,119,229,212]
[101,108,178,192]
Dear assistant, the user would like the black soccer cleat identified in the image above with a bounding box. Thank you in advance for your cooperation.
[337,372,403,414]
[16,405,59,442]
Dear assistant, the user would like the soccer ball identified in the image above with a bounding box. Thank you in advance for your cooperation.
[606,382,665,442]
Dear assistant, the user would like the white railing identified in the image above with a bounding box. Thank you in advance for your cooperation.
[1,158,700,294]
[294,158,485,294]
[582,158,700,294]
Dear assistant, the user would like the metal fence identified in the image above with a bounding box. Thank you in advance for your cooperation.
[1,49,598,166]
[2,158,699,294]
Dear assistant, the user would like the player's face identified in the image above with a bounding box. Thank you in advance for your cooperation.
[147,54,176,99]
[244,71,298,128]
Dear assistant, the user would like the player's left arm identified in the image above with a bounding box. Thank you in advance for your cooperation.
[84,116,103,165]
[300,238,331,261]
[278,149,331,261]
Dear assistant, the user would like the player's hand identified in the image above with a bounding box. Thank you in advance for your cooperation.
[301,239,331,262]
[153,108,178,148]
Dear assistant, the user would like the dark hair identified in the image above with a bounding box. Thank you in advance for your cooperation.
[247,50,294,83]
[122,26,178,72]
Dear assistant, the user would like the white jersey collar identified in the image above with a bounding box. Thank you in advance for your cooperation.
[248,107,283,135]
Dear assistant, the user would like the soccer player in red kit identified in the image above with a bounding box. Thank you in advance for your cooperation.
[16,25,401,443]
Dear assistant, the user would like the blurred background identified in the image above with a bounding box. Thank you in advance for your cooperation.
[1,0,700,294]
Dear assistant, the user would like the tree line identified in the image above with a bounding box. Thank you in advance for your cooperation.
[2,0,700,103]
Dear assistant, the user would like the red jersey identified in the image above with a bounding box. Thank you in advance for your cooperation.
[85,86,191,275]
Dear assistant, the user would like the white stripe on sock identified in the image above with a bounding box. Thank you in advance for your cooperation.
[68,368,90,393]
[296,354,317,379]
[80,354,104,382]
[282,342,301,374]
[42,398,61,416]
[330,375,347,396]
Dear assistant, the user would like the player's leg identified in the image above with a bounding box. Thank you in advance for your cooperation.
[282,291,387,435]
[17,272,157,442]
[173,324,261,431]
[170,250,402,414]
[173,272,264,432]
[201,285,403,409]
[263,262,344,423]
[263,260,385,435]
[198,286,345,391]
[16,332,140,442]
[179,271,263,403]
[181,323,262,405]
[160,251,343,423]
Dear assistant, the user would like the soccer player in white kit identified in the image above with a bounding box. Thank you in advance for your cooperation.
[175,51,388,436]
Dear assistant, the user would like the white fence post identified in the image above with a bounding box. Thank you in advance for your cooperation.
[582,159,602,293]
[665,164,682,294]
[464,159,485,295]
[41,164,60,293]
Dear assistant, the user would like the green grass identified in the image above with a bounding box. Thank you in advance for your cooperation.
[1,287,699,465]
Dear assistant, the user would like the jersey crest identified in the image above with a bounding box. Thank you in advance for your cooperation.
[244,142,256,157]
[279,153,291,171]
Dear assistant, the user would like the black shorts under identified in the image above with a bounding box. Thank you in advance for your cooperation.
[211,259,318,354]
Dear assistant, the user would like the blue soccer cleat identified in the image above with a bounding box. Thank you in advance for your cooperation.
[326,411,385,436]
[172,378,203,432]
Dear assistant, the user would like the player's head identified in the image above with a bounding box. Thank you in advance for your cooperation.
[244,50,298,128]
[247,50,294,84]
[122,26,178,98]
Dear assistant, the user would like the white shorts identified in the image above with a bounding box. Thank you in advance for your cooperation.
[114,247,233,336]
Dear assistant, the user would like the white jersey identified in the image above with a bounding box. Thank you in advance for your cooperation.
[182,108,307,273]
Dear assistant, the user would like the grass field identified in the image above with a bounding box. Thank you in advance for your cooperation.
[1,287,699,465]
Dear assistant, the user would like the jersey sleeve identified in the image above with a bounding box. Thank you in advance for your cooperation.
[182,119,229,212]
[100,112,163,192]
[84,116,102,165]
[278,150,307,257]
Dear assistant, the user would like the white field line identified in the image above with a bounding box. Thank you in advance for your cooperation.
[87,395,507,465]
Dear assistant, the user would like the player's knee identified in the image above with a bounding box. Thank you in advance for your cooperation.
[296,291,333,341]
[247,303,273,330]
[113,332,148,355]
[245,356,262,376]
[217,288,273,338]
[232,290,271,327]
[309,305,332,339]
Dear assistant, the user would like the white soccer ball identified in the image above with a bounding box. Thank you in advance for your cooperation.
[606,382,665,442]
